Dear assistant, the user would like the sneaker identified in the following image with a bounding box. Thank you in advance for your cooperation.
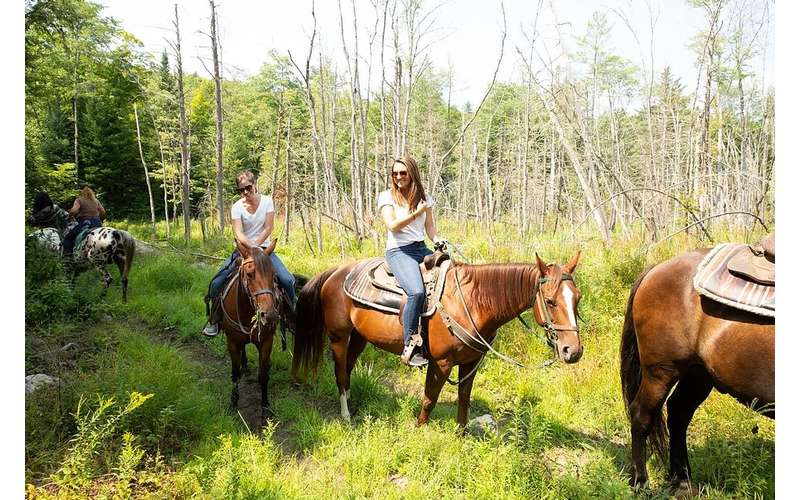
[202,322,219,337]
[400,341,428,367]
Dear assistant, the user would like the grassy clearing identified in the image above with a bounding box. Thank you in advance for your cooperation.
[25,220,774,498]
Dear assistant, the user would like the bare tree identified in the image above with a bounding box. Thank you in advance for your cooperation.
[172,3,192,243]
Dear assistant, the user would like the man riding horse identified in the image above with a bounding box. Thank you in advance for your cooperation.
[203,170,297,337]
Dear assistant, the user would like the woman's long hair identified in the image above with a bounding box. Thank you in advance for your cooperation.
[80,185,96,201]
[390,156,426,209]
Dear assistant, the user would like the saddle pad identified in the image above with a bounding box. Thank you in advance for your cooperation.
[694,244,775,317]
[343,258,447,317]
[74,227,93,252]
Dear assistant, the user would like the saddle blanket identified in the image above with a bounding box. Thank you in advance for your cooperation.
[343,257,449,316]
[693,243,775,317]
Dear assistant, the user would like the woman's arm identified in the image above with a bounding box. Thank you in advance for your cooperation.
[68,199,80,217]
[231,218,249,246]
[381,200,427,232]
[251,211,275,247]
[96,200,106,218]
[424,205,438,241]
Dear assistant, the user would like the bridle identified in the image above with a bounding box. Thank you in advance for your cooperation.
[235,257,279,342]
[531,272,580,349]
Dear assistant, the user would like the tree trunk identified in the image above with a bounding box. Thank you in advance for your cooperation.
[133,103,157,234]
[209,0,225,233]
[174,4,192,243]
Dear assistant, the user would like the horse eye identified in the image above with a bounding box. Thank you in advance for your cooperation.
[546,298,556,307]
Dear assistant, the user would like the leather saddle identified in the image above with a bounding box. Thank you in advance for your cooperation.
[693,234,775,317]
[726,233,774,286]
[343,250,452,319]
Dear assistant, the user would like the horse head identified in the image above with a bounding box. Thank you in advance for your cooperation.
[532,251,583,364]
[236,240,280,328]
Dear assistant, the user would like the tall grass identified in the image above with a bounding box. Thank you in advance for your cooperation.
[25,219,774,498]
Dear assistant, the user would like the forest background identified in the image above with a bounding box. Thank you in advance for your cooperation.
[24,0,774,245]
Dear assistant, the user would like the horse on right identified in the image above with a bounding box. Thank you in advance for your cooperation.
[620,235,774,494]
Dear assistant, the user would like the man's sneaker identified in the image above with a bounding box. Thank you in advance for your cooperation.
[202,322,219,337]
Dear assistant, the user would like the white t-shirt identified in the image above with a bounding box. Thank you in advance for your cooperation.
[377,189,434,249]
[231,194,275,247]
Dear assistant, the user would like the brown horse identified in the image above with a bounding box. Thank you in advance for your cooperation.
[220,240,284,426]
[620,248,774,492]
[292,251,583,427]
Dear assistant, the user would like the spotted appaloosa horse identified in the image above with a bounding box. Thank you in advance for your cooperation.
[27,194,136,302]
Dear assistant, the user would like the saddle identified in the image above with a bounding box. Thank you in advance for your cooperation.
[74,227,92,252]
[343,250,451,320]
[693,234,775,317]
[726,234,774,285]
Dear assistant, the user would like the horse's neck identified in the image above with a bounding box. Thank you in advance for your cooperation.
[458,263,539,332]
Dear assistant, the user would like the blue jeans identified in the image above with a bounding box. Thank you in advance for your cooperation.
[385,241,433,345]
[208,249,296,306]
[63,217,102,253]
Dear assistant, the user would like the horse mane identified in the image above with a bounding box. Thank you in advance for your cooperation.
[452,262,540,318]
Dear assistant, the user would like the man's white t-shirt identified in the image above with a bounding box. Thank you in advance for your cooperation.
[231,194,274,247]
[377,189,434,249]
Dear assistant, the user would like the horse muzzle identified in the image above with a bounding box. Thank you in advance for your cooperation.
[557,333,583,364]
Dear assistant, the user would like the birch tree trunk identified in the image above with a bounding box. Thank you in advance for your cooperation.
[133,103,156,233]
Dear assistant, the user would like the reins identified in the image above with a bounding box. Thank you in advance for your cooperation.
[435,246,580,384]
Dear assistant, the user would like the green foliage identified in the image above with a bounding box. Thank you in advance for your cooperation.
[25,221,774,498]
[54,392,152,489]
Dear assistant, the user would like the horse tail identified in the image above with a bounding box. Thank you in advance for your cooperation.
[291,266,338,380]
[620,266,668,461]
[115,230,135,301]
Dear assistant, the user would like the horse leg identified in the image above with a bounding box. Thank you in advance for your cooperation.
[456,359,481,430]
[417,360,452,426]
[629,371,678,488]
[241,345,250,376]
[666,366,713,493]
[258,334,276,426]
[227,337,243,411]
[113,253,129,302]
[329,330,352,422]
[345,331,368,403]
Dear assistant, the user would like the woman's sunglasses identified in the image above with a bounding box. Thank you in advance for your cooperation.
[237,184,254,194]
[392,171,408,178]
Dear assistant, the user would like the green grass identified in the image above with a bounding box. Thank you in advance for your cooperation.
[24,219,774,498]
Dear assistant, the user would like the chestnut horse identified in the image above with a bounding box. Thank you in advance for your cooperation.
[620,248,774,492]
[221,240,285,426]
[292,252,583,428]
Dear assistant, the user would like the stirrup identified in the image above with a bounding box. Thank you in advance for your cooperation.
[400,334,427,367]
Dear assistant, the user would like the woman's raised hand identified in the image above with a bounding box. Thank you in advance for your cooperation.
[414,200,428,216]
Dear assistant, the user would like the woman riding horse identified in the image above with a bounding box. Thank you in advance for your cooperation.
[203,170,296,337]
[62,185,106,257]
[378,156,446,367]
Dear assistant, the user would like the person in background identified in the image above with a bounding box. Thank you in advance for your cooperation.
[62,185,106,256]
[378,156,445,367]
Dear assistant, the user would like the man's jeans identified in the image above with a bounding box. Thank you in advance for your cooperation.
[207,249,296,310]
[385,241,433,345]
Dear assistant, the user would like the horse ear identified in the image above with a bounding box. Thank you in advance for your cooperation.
[564,250,581,274]
[535,253,548,276]
[263,239,277,255]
